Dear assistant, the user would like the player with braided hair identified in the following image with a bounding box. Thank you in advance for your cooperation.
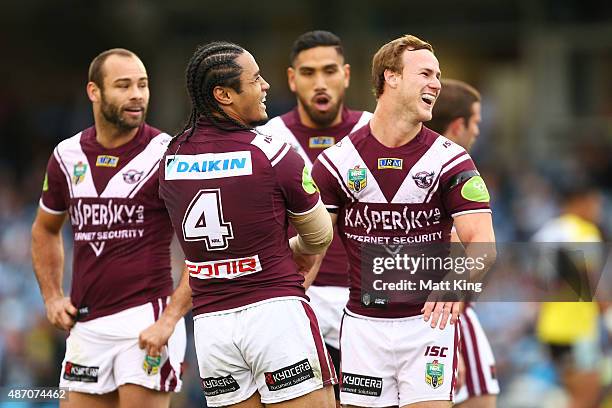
[159,41,337,407]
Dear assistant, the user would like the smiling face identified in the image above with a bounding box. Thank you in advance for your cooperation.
[91,54,149,131]
[396,48,441,123]
[226,51,270,127]
[288,46,350,128]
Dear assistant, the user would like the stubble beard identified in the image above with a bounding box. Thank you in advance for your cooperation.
[299,95,343,128]
[100,93,146,131]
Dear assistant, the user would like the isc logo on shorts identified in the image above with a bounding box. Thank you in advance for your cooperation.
[186,255,262,280]
[165,151,253,180]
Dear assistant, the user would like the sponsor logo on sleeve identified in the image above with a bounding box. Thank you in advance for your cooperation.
[95,155,119,167]
[412,171,435,189]
[425,360,444,389]
[302,166,318,194]
[377,158,403,170]
[461,176,490,202]
[165,151,252,180]
[186,255,262,280]
[341,372,383,396]
[264,359,315,391]
[42,172,49,192]
[63,362,99,383]
[347,166,367,193]
[309,136,335,149]
[72,162,88,185]
[202,375,240,396]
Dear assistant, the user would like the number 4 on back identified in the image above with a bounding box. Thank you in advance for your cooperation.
[182,189,234,251]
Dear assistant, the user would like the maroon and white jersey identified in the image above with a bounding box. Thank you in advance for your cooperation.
[312,125,491,318]
[257,108,372,287]
[40,124,174,321]
[159,120,321,315]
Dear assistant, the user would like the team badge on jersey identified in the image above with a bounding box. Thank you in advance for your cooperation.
[123,169,144,184]
[412,171,435,189]
[95,155,119,167]
[348,166,367,193]
[461,176,490,202]
[425,360,444,389]
[72,161,88,185]
[309,136,335,149]
[377,158,403,170]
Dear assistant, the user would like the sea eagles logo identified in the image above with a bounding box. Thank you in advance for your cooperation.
[123,169,144,184]
[347,166,367,193]
[412,171,434,189]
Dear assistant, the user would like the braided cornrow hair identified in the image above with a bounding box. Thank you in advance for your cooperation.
[171,41,253,148]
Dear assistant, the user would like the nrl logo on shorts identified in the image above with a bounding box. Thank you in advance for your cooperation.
[412,171,434,189]
[123,169,144,184]
[348,166,367,193]
[72,161,88,185]
[425,360,444,389]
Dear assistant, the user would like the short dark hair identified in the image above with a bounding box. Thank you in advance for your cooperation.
[428,79,481,135]
[289,30,344,66]
[88,48,138,89]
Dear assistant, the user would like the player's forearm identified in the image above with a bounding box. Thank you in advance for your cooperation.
[31,224,65,303]
[158,266,192,326]
[462,240,497,283]
[302,254,324,289]
[288,202,333,255]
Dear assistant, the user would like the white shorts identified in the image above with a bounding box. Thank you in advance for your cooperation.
[59,297,186,394]
[340,311,459,407]
[455,306,500,403]
[306,285,349,349]
[193,297,337,407]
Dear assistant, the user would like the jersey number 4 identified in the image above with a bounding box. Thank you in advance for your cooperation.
[182,189,234,251]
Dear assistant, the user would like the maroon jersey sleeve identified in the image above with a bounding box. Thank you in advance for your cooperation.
[312,153,344,211]
[274,147,320,214]
[440,157,491,216]
[40,151,69,213]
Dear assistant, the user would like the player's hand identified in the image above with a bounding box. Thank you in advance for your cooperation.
[138,317,175,357]
[421,291,463,329]
[45,296,77,331]
[456,352,466,390]
[292,250,318,277]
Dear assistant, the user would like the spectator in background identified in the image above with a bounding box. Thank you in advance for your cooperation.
[532,182,607,408]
